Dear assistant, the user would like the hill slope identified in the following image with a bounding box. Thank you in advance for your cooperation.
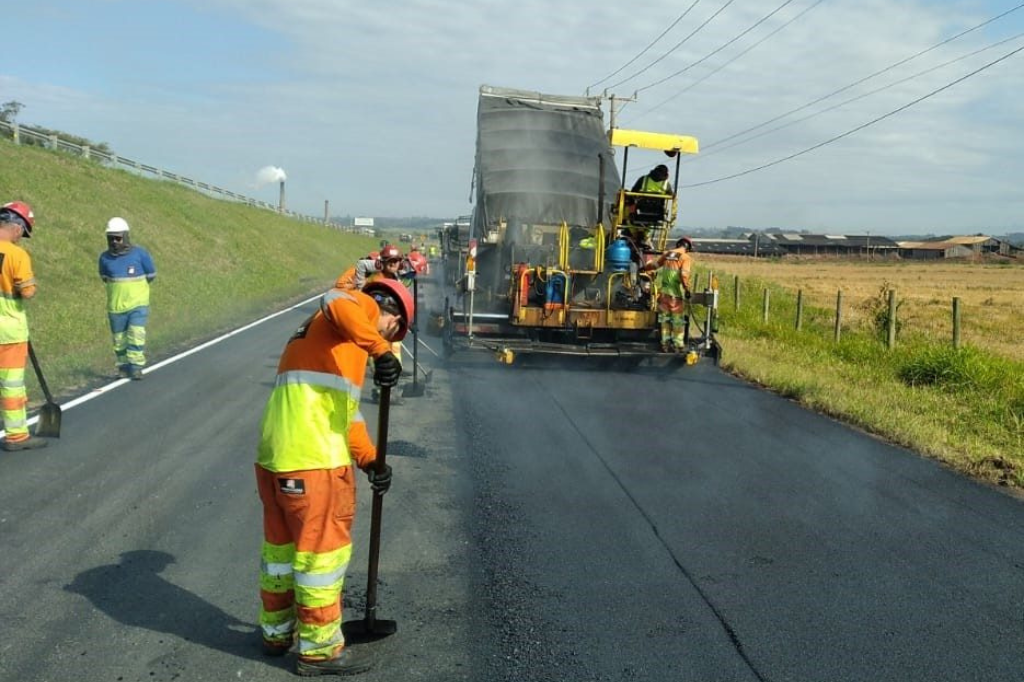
[1,139,378,399]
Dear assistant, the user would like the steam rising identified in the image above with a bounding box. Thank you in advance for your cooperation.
[256,166,287,185]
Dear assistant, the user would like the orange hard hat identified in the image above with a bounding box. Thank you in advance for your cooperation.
[364,278,415,341]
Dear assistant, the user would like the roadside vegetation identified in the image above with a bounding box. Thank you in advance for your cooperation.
[1,139,377,396]
[696,255,1024,490]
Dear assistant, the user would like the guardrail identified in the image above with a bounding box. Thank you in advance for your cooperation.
[1,119,332,225]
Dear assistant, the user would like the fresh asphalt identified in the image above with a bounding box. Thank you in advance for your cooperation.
[0,273,1022,682]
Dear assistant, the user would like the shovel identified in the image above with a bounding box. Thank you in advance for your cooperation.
[344,384,397,643]
[27,341,61,438]
[402,277,427,398]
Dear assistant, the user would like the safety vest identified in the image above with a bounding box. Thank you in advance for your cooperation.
[654,248,692,298]
[98,246,156,313]
[639,175,671,195]
[256,288,392,473]
[0,241,35,344]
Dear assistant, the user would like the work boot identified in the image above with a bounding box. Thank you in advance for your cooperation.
[296,647,374,677]
[129,366,144,381]
[262,638,292,657]
[3,435,49,452]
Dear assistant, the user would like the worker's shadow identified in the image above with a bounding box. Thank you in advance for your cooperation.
[64,550,270,664]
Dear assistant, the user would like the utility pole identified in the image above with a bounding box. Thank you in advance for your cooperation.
[605,90,637,131]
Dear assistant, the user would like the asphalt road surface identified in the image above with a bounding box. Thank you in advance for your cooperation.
[1,275,1022,682]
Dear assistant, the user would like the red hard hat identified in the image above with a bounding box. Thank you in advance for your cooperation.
[363,278,415,341]
[368,251,380,260]
[380,244,402,261]
[2,201,35,236]
[676,236,693,250]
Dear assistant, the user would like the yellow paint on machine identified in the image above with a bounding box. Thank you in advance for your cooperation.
[609,128,699,154]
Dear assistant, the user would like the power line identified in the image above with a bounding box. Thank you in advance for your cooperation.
[586,0,702,94]
[679,42,1024,189]
[695,30,1024,161]
[628,0,827,122]
[605,0,737,92]
[635,0,799,94]
[701,0,1024,151]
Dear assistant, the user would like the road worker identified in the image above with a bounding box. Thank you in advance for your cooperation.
[643,236,693,353]
[0,201,47,451]
[255,278,412,676]
[98,217,157,380]
[364,245,415,403]
[334,251,379,291]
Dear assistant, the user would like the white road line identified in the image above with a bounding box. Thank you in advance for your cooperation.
[20,294,320,427]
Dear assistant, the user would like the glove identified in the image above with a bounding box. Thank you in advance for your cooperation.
[367,464,392,494]
[373,351,402,387]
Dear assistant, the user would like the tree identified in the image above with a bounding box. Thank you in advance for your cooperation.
[0,100,24,124]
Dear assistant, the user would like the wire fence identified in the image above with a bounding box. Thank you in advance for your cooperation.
[0,119,331,225]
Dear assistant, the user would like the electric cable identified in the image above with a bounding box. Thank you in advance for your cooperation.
[628,0,827,123]
[701,0,1024,151]
[586,0,703,93]
[696,30,1024,161]
[605,0,738,92]
[635,0,799,94]
[679,41,1024,189]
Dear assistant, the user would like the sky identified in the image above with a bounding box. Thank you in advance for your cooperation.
[3,0,1024,235]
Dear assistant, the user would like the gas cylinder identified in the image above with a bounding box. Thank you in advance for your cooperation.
[606,239,632,272]
[545,272,567,307]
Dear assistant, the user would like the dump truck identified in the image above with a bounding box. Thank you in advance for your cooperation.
[442,85,721,365]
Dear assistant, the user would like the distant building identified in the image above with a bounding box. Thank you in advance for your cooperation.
[897,235,1021,259]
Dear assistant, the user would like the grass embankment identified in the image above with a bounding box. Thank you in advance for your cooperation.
[1,139,378,397]
[696,256,1024,490]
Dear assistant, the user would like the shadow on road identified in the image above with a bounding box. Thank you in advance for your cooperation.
[64,550,272,665]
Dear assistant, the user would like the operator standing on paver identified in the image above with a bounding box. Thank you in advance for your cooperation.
[255,278,411,677]
[98,217,156,380]
[0,201,48,452]
[643,236,693,353]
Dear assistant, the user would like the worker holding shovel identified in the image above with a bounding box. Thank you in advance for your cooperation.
[0,201,48,452]
[254,278,412,676]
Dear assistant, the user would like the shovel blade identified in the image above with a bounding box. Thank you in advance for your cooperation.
[343,618,397,644]
[35,403,62,438]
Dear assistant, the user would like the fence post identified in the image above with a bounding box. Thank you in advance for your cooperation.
[952,297,961,349]
[886,289,897,349]
[83,145,90,160]
[49,133,58,150]
[795,289,803,330]
[762,288,770,324]
[12,122,18,144]
[733,275,740,310]
[834,290,843,343]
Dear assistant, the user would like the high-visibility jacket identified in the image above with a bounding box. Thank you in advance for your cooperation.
[98,246,156,313]
[256,288,391,473]
[653,248,692,298]
[0,241,36,344]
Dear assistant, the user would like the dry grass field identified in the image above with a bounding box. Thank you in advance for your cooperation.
[699,255,1024,362]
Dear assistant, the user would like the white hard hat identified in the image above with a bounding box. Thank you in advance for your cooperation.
[106,217,130,234]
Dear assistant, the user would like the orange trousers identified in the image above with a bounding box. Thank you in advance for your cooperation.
[255,464,357,660]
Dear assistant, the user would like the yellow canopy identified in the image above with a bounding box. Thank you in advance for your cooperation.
[609,128,699,155]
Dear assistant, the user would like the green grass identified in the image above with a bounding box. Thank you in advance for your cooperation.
[700,266,1024,490]
[1,139,378,394]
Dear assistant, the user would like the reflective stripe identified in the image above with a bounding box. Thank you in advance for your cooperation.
[105,275,150,283]
[294,562,348,588]
[262,619,296,636]
[298,629,343,654]
[275,369,361,402]
[262,560,293,577]
[0,377,25,389]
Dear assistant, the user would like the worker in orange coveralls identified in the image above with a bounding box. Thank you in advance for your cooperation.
[643,236,693,353]
[0,201,48,451]
[254,278,413,676]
